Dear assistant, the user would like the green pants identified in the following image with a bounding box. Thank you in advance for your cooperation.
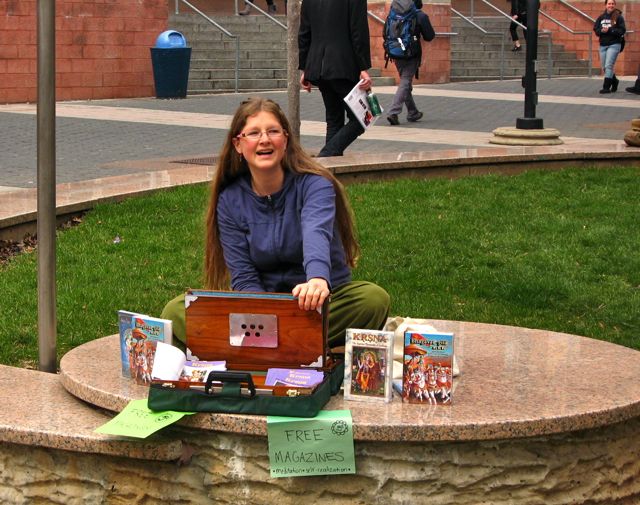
[160,281,390,351]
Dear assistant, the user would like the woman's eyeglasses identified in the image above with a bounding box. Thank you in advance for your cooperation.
[236,128,286,141]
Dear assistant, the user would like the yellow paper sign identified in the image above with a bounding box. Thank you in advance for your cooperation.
[94,399,193,438]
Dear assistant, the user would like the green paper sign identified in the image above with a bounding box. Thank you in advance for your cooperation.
[267,410,355,478]
[94,399,193,438]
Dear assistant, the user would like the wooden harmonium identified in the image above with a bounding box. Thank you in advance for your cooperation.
[179,289,339,399]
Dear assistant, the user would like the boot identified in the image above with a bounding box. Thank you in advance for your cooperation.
[626,79,640,95]
[611,74,619,92]
[599,77,612,94]
[238,3,252,15]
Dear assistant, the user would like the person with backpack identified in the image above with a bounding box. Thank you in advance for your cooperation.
[384,0,435,126]
[298,0,372,157]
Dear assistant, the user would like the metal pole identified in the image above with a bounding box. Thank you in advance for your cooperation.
[37,0,57,372]
[589,33,593,77]
[287,0,301,139]
[500,37,505,80]
[516,0,543,129]
[547,34,551,79]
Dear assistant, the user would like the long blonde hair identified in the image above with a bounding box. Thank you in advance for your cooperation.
[204,98,360,289]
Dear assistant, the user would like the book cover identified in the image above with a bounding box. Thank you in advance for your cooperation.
[180,360,228,382]
[151,342,227,382]
[264,368,325,388]
[343,329,394,403]
[118,310,173,385]
[343,80,383,130]
[403,331,454,405]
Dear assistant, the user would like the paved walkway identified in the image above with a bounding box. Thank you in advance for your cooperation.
[1,77,639,191]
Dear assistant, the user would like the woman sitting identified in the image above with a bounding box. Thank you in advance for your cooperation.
[161,98,390,349]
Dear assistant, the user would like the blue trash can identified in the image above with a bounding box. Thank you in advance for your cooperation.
[150,31,191,99]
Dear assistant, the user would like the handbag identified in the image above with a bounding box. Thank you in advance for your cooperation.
[620,36,625,52]
[148,290,344,417]
[148,364,344,417]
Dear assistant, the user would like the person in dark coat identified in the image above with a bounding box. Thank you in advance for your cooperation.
[509,0,527,52]
[626,65,640,94]
[298,0,372,157]
[386,0,435,126]
[594,0,626,94]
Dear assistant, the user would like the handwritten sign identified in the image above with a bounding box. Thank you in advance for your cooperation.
[94,399,193,438]
[267,410,355,477]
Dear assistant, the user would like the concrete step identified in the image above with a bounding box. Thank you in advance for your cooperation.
[372,76,397,86]
[171,14,287,30]
[190,68,288,80]
[190,58,288,69]
[185,31,287,43]
[188,77,289,91]
[190,48,288,61]
[190,40,286,51]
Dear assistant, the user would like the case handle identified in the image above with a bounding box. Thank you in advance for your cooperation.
[205,371,256,398]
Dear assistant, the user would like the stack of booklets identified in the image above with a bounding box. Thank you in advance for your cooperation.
[151,342,226,382]
[264,368,325,387]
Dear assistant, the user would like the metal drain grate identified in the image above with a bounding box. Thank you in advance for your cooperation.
[171,156,217,166]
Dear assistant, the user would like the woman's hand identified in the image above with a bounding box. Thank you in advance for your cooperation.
[292,278,330,311]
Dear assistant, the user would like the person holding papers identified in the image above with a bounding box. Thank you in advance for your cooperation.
[298,0,372,157]
[161,98,390,348]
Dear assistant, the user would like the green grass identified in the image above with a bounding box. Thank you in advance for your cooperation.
[1,167,638,367]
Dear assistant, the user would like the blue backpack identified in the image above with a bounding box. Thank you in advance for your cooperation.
[383,0,419,62]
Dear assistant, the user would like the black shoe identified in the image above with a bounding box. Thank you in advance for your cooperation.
[268,4,277,13]
[626,86,640,95]
[407,111,423,122]
[512,45,522,52]
[387,114,399,126]
[600,77,612,94]
[612,75,619,92]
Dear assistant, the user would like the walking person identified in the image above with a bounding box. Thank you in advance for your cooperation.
[594,0,626,94]
[626,65,640,94]
[385,0,435,126]
[509,0,527,52]
[238,0,277,15]
[298,0,372,157]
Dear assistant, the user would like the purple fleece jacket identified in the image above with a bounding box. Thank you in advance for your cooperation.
[216,171,352,293]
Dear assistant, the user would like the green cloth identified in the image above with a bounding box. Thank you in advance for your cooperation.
[160,281,390,349]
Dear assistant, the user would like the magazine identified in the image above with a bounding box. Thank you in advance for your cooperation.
[343,329,394,403]
[151,341,227,382]
[264,368,325,387]
[343,80,383,130]
[118,310,172,385]
[403,331,454,405]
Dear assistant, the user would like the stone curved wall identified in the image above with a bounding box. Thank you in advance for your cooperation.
[1,416,639,504]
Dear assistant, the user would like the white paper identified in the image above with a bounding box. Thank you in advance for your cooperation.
[151,341,187,380]
[343,79,383,130]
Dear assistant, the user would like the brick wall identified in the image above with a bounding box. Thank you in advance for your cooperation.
[0,0,168,104]
[538,0,637,76]
[369,1,452,84]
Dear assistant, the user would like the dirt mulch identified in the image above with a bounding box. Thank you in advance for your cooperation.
[0,216,84,266]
